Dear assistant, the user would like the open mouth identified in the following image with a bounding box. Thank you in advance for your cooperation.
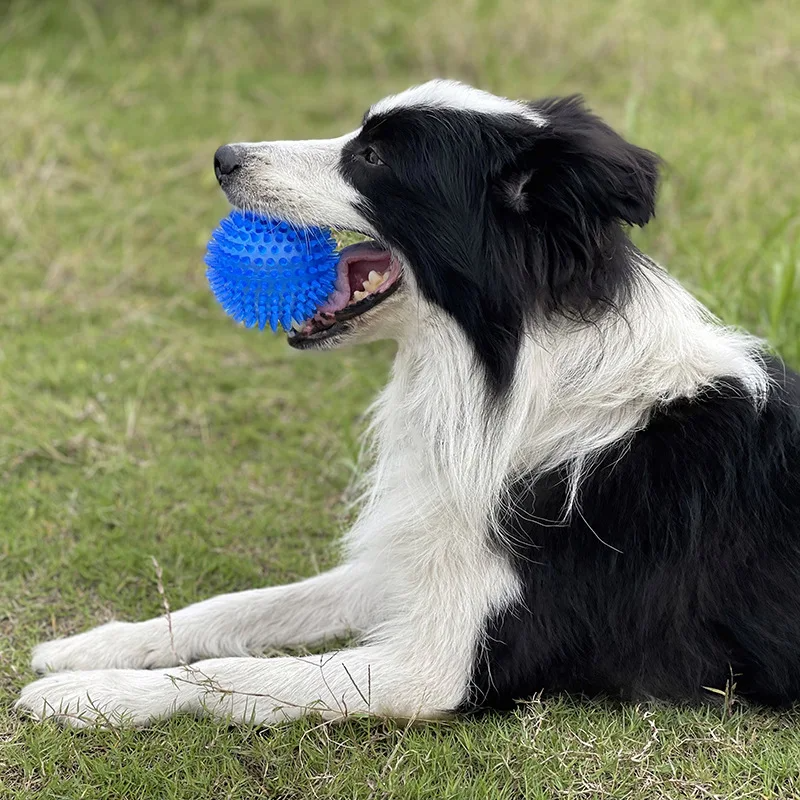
[287,241,402,347]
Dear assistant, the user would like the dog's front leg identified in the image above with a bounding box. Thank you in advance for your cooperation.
[19,533,520,727]
[17,643,465,728]
[31,563,377,673]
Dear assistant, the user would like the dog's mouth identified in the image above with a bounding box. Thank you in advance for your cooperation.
[287,241,402,347]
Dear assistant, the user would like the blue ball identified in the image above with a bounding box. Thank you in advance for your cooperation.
[205,211,339,332]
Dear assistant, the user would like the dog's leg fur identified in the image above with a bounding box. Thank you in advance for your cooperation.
[30,564,376,673]
[18,646,455,727]
[19,510,518,726]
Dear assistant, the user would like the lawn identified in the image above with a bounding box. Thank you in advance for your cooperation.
[1,0,799,797]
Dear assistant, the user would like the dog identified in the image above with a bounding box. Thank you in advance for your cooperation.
[17,80,800,727]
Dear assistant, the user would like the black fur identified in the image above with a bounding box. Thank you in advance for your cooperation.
[463,360,800,709]
[339,98,659,393]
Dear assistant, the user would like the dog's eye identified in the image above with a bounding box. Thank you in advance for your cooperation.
[361,147,385,167]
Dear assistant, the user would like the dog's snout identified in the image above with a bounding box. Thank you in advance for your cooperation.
[214,144,242,183]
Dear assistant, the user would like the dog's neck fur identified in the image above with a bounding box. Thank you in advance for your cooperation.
[351,255,769,549]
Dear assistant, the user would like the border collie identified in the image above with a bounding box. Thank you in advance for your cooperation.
[18,80,800,727]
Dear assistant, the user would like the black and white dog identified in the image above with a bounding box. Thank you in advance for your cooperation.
[18,81,800,726]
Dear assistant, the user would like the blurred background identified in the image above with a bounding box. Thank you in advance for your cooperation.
[1,1,798,796]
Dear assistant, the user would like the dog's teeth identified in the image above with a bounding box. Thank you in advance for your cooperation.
[368,270,387,286]
[291,320,304,331]
[360,271,388,295]
[351,272,388,305]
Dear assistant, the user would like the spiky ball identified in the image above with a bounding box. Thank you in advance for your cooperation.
[205,211,338,332]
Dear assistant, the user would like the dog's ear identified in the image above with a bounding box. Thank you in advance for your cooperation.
[498,96,660,228]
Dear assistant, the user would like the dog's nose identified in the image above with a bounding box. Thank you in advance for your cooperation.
[214,145,242,182]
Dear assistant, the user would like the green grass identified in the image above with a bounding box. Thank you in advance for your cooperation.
[1,0,799,797]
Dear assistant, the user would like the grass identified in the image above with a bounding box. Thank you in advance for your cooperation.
[0,0,798,796]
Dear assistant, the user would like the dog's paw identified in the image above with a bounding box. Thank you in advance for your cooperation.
[31,620,178,674]
[16,669,191,728]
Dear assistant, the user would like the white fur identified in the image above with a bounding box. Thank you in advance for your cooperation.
[17,85,769,729]
[224,131,375,232]
[21,484,517,725]
[30,564,377,672]
[369,79,546,126]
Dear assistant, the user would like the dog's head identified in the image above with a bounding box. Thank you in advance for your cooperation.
[215,80,659,390]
